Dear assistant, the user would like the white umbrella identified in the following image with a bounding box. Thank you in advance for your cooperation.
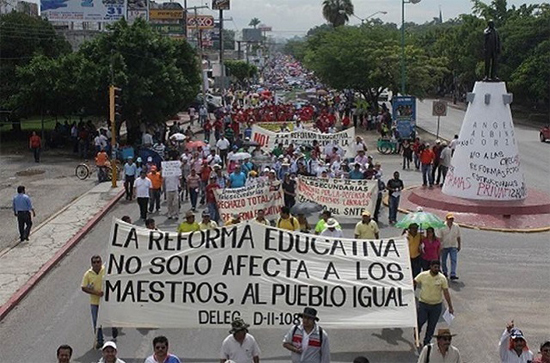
[229,152,252,161]
[170,133,186,142]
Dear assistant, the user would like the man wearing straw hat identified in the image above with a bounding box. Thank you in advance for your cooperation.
[283,307,330,363]
[220,318,261,363]
[417,328,462,363]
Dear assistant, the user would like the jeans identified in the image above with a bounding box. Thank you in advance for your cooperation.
[149,189,161,212]
[137,197,149,220]
[414,153,420,169]
[439,165,449,186]
[388,195,400,223]
[411,256,422,278]
[91,304,117,345]
[208,202,219,223]
[17,211,32,240]
[441,247,458,277]
[124,175,135,200]
[189,187,199,209]
[432,163,441,184]
[32,147,40,162]
[417,301,443,346]
[402,155,411,169]
[421,164,433,186]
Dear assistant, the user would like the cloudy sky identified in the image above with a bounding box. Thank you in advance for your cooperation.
[184,0,542,37]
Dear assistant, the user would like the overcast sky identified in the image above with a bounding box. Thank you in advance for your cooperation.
[184,0,542,38]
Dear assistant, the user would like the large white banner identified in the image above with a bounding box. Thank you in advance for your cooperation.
[215,181,283,222]
[251,125,356,157]
[297,177,378,217]
[98,220,415,329]
[41,0,127,22]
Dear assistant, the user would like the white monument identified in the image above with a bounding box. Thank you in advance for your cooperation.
[442,82,526,201]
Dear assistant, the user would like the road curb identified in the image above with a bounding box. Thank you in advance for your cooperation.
[0,188,124,321]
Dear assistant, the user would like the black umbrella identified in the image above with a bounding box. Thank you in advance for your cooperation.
[291,201,324,215]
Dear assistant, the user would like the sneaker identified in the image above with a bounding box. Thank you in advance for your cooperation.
[167,216,172,220]
[450,276,459,280]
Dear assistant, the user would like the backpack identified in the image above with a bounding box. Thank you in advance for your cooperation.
[278,216,296,229]
[292,325,324,356]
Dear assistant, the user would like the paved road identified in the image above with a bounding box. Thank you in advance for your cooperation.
[416,99,550,191]
[1,132,548,363]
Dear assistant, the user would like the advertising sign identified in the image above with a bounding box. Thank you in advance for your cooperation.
[214,181,283,222]
[151,23,185,35]
[41,0,127,22]
[98,220,416,329]
[187,14,215,29]
[149,9,184,19]
[297,176,378,216]
[392,96,416,139]
[212,0,230,10]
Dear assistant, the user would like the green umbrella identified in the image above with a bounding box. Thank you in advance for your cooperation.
[396,207,446,229]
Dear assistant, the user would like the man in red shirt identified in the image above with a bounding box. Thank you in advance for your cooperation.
[29,131,42,162]
[419,143,435,187]
[205,175,221,223]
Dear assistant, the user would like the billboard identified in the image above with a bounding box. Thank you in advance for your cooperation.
[186,14,215,29]
[41,0,127,22]
[242,28,262,42]
[127,0,148,22]
[149,9,184,19]
[212,0,229,10]
[392,96,416,139]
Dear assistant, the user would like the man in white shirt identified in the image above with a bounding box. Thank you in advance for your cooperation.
[220,318,261,363]
[134,170,152,220]
[142,130,153,148]
[320,218,344,238]
[216,135,231,166]
[438,213,462,280]
[498,322,533,363]
[439,142,452,187]
[417,329,462,363]
[163,161,181,220]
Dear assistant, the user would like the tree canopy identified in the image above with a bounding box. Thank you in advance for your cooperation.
[322,0,354,27]
[225,60,258,85]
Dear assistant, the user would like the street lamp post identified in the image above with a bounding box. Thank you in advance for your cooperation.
[401,0,421,96]
[342,10,387,25]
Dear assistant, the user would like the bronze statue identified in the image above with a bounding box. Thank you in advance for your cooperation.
[483,20,501,81]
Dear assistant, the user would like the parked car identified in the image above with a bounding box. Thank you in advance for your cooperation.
[540,125,550,142]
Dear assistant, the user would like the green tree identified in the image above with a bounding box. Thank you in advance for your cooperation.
[248,18,261,28]
[322,0,354,27]
[0,12,71,129]
[225,60,257,85]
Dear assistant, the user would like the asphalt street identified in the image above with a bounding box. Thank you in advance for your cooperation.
[1,129,548,362]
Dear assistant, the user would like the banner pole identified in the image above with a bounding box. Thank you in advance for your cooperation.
[414,325,420,347]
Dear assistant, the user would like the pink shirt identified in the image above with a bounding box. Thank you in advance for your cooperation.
[421,237,441,261]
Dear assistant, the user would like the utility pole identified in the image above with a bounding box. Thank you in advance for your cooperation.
[219,8,224,97]
[192,6,208,111]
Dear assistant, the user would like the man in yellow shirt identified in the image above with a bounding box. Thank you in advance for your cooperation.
[199,211,218,230]
[81,255,117,349]
[177,211,200,233]
[406,223,422,277]
[225,213,242,226]
[414,260,454,347]
[354,211,379,239]
[276,206,300,231]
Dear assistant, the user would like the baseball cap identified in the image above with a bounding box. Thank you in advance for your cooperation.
[102,341,117,350]
[510,329,525,340]
[446,213,455,219]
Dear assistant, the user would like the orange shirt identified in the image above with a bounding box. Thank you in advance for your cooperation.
[147,172,163,189]
[29,135,41,148]
[420,149,435,165]
[95,152,108,166]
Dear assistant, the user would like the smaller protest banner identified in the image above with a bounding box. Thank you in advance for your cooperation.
[161,161,182,177]
[297,176,378,217]
[215,181,283,222]
[251,125,355,157]
[256,121,314,132]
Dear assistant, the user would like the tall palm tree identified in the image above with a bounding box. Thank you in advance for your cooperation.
[249,17,261,28]
[322,0,354,27]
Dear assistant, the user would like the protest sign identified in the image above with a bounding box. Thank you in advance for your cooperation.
[251,125,355,157]
[98,220,416,329]
[297,177,378,216]
[256,121,314,132]
[214,181,283,222]
[161,161,182,177]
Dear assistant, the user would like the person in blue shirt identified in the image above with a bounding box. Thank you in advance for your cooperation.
[242,158,254,175]
[349,163,365,180]
[229,164,247,188]
[123,156,138,200]
[12,185,35,242]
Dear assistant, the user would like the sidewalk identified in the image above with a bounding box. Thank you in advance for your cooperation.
[0,177,124,320]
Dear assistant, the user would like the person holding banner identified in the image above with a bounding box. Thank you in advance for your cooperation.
[320,218,343,238]
[177,211,200,233]
[220,318,261,363]
[254,209,270,226]
[354,211,379,239]
[199,211,218,230]
[276,206,300,231]
[282,307,330,363]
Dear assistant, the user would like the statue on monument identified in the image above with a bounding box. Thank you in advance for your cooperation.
[483,20,501,81]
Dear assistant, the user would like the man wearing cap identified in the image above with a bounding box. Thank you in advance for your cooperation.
[178,211,200,233]
[147,166,163,214]
[225,213,242,226]
[123,157,137,200]
[98,341,126,363]
[133,170,153,221]
[499,321,534,363]
[417,329,462,363]
[199,211,218,230]
[414,260,454,347]
[354,211,379,239]
[438,213,462,280]
[283,307,330,363]
[320,218,344,238]
[220,318,261,363]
